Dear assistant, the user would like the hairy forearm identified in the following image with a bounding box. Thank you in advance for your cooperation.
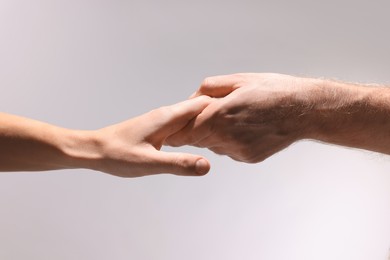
[0,113,97,171]
[304,80,390,154]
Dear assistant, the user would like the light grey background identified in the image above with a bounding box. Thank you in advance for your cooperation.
[1,0,390,259]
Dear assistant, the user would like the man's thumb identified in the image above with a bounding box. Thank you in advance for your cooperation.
[151,151,210,176]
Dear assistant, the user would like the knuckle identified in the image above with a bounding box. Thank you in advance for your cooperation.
[173,154,193,170]
[201,77,215,90]
[201,77,212,86]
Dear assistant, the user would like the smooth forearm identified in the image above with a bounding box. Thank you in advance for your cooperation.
[0,113,97,172]
[304,80,390,154]
[0,96,211,177]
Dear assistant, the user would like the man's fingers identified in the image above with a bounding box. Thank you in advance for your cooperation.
[191,74,242,98]
[151,150,210,176]
[149,95,212,138]
[164,103,215,147]
[164,117,197,147]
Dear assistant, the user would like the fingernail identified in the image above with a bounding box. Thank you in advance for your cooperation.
[195,159,209,175]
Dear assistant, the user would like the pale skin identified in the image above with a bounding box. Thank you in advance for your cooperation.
[166,73,390,163]
[0,96,211,177]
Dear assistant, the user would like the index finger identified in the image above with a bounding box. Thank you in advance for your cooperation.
[164,102,218,147]
[148,95,212,138]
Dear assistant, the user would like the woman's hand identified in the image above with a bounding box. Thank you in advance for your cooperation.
[0,96,212,177]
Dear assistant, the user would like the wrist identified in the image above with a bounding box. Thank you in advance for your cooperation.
[302,79,375,144]
[59,129,104,171]
[281,77,327,142]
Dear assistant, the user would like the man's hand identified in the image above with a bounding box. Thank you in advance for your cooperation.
[0,96,211,177]
[166,73,316,162]
[166,73,390,162]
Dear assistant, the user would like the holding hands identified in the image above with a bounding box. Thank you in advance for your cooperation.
[168,73,390,163]
[2,72,388,177]
[167,73,318,163]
